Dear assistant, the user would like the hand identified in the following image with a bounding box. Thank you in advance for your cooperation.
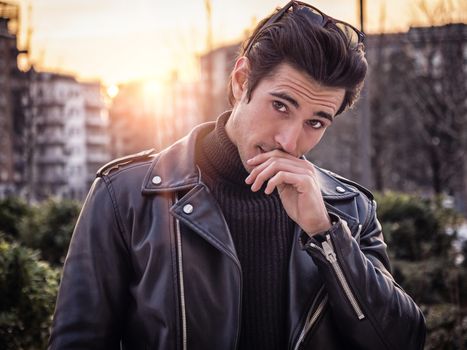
[245,150,331,236]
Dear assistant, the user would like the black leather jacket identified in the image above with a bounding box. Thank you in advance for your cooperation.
[49,121,426,350]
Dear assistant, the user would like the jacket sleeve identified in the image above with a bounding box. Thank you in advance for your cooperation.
[301,198,426,350]
[48,176,130,349]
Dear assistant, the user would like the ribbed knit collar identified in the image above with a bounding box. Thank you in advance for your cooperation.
[199,112,250,186]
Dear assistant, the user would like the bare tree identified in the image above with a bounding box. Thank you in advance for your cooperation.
[403,24,466,196]
[368,0,466,210]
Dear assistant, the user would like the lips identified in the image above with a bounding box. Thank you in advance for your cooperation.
[258,145,275,153]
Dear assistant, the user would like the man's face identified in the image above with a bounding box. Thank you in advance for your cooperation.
[226,60,346,173]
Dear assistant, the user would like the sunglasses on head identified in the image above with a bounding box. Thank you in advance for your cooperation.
[244,0,365,56]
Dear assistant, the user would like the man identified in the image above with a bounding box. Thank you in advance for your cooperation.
[49,1,426,349]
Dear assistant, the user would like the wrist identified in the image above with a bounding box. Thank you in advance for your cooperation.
[303,216,332,237]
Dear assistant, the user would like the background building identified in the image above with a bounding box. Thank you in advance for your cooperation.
[108,82,158,158]
[109,76,202,158]
[30,73,109,200]
[199,43,238,122]
[0,2,23,197]
[32,73,70,199]
[82,82,110,191]
[1,2,111,201]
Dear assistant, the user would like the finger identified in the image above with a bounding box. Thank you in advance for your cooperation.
[247,149,298,166]
[246,153,314,180]
[246,156,306,184]
[251,162,309,192]
[264,171,308,195]
[245,156,315,189]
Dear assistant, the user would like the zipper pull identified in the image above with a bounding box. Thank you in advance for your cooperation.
[322,235,337,263]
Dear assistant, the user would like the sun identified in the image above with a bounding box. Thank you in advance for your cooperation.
[107,84,119,99]
[143,80,163,99]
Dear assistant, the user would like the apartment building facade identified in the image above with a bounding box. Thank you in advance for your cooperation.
[0,2,22,197]
[30,73,110,200]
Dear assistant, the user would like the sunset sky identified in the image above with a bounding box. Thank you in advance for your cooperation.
[13,0,467,87]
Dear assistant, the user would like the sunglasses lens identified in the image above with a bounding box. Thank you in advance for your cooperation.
[298,4,363,48]
[335,22,360,47]
[298,6,326,26]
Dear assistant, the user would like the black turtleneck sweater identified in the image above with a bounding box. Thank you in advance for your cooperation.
[196,113,295,350]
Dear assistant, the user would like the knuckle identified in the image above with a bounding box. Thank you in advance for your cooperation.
[257,171,270,182]
[251,167,261,176]
[300,158,313,168]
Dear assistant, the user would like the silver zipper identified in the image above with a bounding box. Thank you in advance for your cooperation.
[311,235,365,320]
[293,287,328,350]
[175,217,188,350]
[354,224,363,243]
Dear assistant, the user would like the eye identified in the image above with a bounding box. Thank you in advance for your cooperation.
[306,119,325,129]
[272,100,288,113]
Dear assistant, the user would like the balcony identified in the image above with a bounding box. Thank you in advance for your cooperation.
[36,176,67,185]
[36,100,64,108]
[36,154,66,165]
[86,134,109,145]
[36,114,65,126]
[35,93,66,107]
[87,153,109,165]
[86,115,106,128]
[36,133,66,145]
[85,98,104,110]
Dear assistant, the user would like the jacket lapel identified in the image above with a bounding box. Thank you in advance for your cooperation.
[170,184,240,268]
[141,121,240,264]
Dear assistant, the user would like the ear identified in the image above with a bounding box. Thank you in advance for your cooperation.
[231,56,250,102]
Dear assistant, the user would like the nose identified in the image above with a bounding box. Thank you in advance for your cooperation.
[274,123,302,156]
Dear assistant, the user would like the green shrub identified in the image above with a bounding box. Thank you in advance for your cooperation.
[0,197,30,238]
[0,233,60,350]
[374,192,462,261]
[18,198,81,266]
[422,303,467,350]
[392,259,458,305]
[375,192,467,349]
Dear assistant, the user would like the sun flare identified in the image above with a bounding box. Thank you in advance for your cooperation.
[107,84,119,99]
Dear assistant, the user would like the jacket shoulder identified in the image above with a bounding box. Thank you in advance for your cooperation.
[96,148,157,177]
[325,169,374,201]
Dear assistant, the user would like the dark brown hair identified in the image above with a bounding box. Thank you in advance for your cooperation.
[228,4,367,115]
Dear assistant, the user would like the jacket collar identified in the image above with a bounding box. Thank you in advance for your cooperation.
[141,122,212,194]
[141,120,358,201]
[312,165,358,200]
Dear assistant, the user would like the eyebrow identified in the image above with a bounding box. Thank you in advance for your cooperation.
[270,92,299,108]
[269,92,334,123]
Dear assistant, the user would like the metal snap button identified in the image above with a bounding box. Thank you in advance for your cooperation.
[336,186,346,193]
[183,204,194,214]
[152,176,162,185]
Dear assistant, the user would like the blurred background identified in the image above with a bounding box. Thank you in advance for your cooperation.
[0,0,466,349]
